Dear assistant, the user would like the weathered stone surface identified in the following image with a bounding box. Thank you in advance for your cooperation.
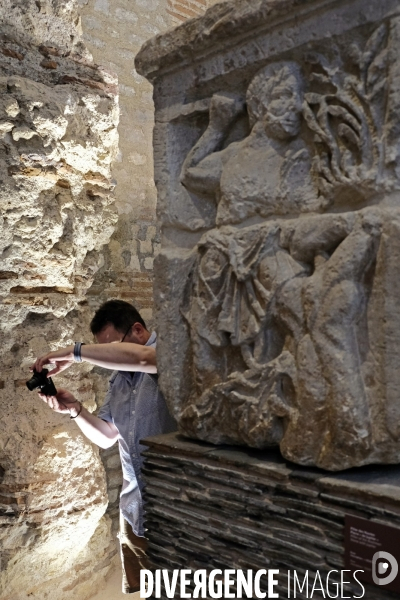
[0,2,119,331]
[142,433,400,600]
[0,1,119,598]
[136,0,400,470]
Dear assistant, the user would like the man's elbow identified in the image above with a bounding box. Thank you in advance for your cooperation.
[98,421,119,449]
[141,347,157,369]
[98,436,118,450]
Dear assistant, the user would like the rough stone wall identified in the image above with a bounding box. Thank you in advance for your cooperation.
[0,1,120,598]
[0,0,231,595]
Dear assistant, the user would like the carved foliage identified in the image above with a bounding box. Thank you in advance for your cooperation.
[303,24,390,202]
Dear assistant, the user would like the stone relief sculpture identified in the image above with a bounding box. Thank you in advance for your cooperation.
[136,8,400,471]
[181,61,322,225]
[303,23,390,203]
[181,213,381,470]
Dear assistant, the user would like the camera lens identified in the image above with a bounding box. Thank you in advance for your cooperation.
[26,375,40,391]
[26,369,49,391]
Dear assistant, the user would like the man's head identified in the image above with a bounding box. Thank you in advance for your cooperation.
[90,300,150,345]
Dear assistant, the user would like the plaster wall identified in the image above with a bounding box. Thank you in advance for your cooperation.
[78,0,218,321]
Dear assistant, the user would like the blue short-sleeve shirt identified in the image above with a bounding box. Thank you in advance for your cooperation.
[97,331,176,536]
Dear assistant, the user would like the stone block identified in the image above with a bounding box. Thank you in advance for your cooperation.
[136,0,400,470]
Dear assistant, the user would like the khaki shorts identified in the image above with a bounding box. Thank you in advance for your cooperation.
[117,511,152,594]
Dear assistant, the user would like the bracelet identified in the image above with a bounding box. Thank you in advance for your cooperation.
[73,341,85,362]
[70,401,83,419]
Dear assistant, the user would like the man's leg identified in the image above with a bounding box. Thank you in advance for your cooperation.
[118,510,151,594]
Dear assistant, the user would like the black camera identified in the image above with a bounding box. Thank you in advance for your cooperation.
[26,369,57,397]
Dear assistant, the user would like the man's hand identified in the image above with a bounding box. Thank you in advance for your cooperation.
[38,388,80,416]
[31,345,75,376]
[38,387,119,448]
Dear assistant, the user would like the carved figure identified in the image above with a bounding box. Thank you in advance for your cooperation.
[182,209,382,469]
[177,54,398,469]
[140,19,400,470]
[180,61,321,225]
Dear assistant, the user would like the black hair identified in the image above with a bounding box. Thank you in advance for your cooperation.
[90,299,147,335]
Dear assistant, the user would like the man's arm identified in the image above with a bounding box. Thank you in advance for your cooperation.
[39,389,119,449]
[32,342,157,376]
[73,407,119,449]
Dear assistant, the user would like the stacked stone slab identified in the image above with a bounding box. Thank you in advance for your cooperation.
[136,0,400,471]
[142,432,400,600]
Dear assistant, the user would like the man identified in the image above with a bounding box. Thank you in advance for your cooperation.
[32,299,177,594]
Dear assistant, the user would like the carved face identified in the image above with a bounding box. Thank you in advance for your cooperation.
[262,73,303,139]
[246,63,304,139]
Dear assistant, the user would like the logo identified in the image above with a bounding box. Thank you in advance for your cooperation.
[372,551,398,586]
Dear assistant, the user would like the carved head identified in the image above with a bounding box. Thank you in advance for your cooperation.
[247,61,303,139]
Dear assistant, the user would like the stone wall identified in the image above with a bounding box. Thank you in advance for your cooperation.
[0,0,235,595]
[0,1,120,598]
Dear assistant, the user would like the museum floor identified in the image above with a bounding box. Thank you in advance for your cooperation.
[88,564,141,600]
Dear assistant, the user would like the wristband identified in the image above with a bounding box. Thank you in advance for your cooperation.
[70,401,83,419]
[73,341,85,362]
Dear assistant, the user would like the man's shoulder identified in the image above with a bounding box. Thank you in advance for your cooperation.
[108,370,119,384]
[110,370,134,387]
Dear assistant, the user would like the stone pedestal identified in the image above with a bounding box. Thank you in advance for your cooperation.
[142,432,400,599]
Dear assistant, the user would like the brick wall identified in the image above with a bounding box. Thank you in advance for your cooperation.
[167,0,207,24]
[78,0,168,326]
[168,0,223,24]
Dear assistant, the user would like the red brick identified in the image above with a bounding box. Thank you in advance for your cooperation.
[168,2,200,18]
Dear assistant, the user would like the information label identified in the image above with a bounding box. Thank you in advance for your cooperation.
[345,515,400,594]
